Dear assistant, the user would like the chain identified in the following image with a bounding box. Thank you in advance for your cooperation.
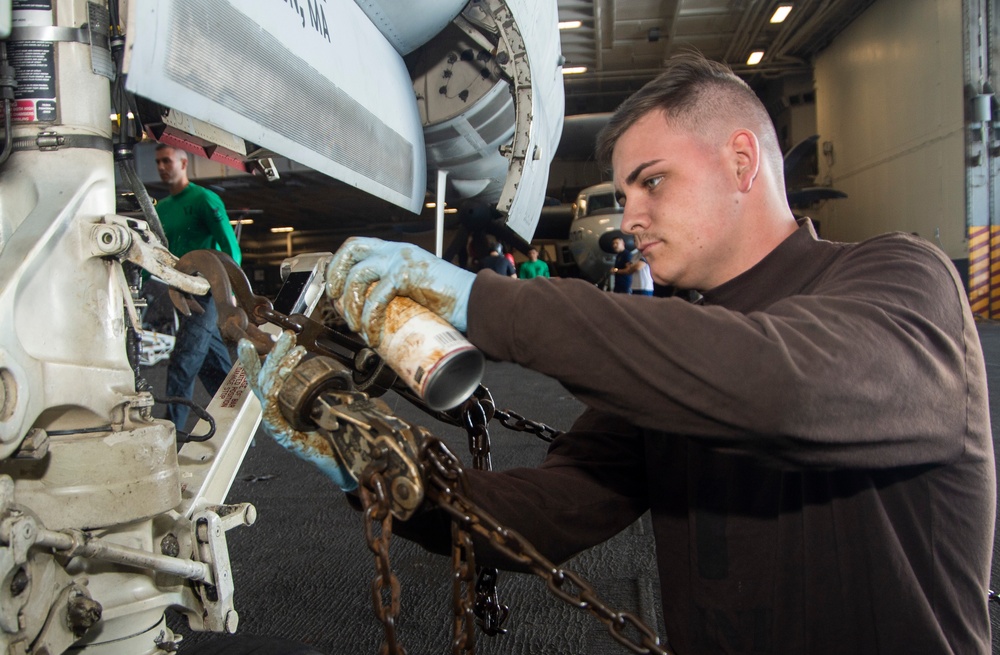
[295,355,656,653]
[419,437,672,655]
[459,392,510,639]
[493,408,563,443]
[359,452,406,655]
[450,521,477,654]
[463,395,494,471]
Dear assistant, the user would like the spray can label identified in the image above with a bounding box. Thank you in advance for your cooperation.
[375,297,484,411]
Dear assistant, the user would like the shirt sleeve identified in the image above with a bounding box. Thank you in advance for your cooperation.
[466,238,984,470]
[201,192,243,265]
[393,407,649,570]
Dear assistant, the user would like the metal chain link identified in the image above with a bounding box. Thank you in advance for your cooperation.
[359,454,406,655]
[450,521,477,654]
[493,408,563,443]
[419,437,672,655]
[459,394,510,638]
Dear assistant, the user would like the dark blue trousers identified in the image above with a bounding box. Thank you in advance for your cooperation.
[166,294,232,431]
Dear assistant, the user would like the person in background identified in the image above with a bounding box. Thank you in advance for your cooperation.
[240,52,994,654]
[518,245,550,279]
[609,236,633,293]
[611,244,654,296]
[154,143,242,434]
[503,247,517,270]
[478,240,516,278]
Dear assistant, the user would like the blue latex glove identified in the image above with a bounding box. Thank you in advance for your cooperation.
[238,332,358,491]
[325,237,476,348]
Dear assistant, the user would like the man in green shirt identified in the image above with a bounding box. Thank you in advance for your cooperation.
[154,143,242,435]
[517,246,550,279]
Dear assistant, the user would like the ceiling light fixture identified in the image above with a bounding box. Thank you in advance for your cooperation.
[770,4,793,23]
[558,20,582,30]
[229,219,254,225]
[270,226,294,233]
[747,50,765,66]
[562,66,588,75]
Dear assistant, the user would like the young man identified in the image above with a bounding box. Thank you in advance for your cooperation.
[608,236,633,292]
[518,246,550,279]
[243,53,993,653]
[154,144,242,434]
[478,240,517,278]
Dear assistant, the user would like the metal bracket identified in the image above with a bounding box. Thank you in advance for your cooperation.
[192,509,240,634]
[252,157,280,182]
[96,215,211,296]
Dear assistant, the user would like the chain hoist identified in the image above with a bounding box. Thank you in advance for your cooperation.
[196,244,668,655]
[276,358,670,655]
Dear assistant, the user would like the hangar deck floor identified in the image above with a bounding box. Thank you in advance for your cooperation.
[146,322,1000,654]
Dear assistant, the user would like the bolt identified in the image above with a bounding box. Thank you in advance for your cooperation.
[67,595,102,637]
[160,533,180,558]
[354,348,380,374]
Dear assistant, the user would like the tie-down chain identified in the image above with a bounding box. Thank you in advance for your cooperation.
[171,249,671,655]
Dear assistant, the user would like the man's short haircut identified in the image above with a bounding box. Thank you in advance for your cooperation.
[155,142,188,161]
[595,52,782,177]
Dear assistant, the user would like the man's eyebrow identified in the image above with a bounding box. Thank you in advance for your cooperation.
[624,160,662,186]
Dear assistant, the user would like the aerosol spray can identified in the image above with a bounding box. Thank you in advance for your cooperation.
[351,296,485,411]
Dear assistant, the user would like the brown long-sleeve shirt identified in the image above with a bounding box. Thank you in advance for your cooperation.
[405,220,994,653]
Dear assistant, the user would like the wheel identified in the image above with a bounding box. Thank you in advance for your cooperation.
[182,635,328,655]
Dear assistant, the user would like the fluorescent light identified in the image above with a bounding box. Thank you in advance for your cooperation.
[562,66,588,75]
[229,219,254,225]
[444,208,458,214]
[270,226,294,233]
[425,202,436,208]
[747,50,765,66]
[558,20,582,30]
[770,5,793,23]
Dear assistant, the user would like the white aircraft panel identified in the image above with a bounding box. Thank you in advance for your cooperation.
[125,0,426,214]
[502,0,565,242]
[353,0,467,55]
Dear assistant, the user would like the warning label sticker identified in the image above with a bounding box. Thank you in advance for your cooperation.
[5,40,56,123]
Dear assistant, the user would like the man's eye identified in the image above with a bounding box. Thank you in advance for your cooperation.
[644,176,663,191]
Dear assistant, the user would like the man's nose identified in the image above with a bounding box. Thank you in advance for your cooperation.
[621,205,642,234]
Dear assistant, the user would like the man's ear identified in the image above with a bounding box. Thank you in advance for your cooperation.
[730,129,760,193]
